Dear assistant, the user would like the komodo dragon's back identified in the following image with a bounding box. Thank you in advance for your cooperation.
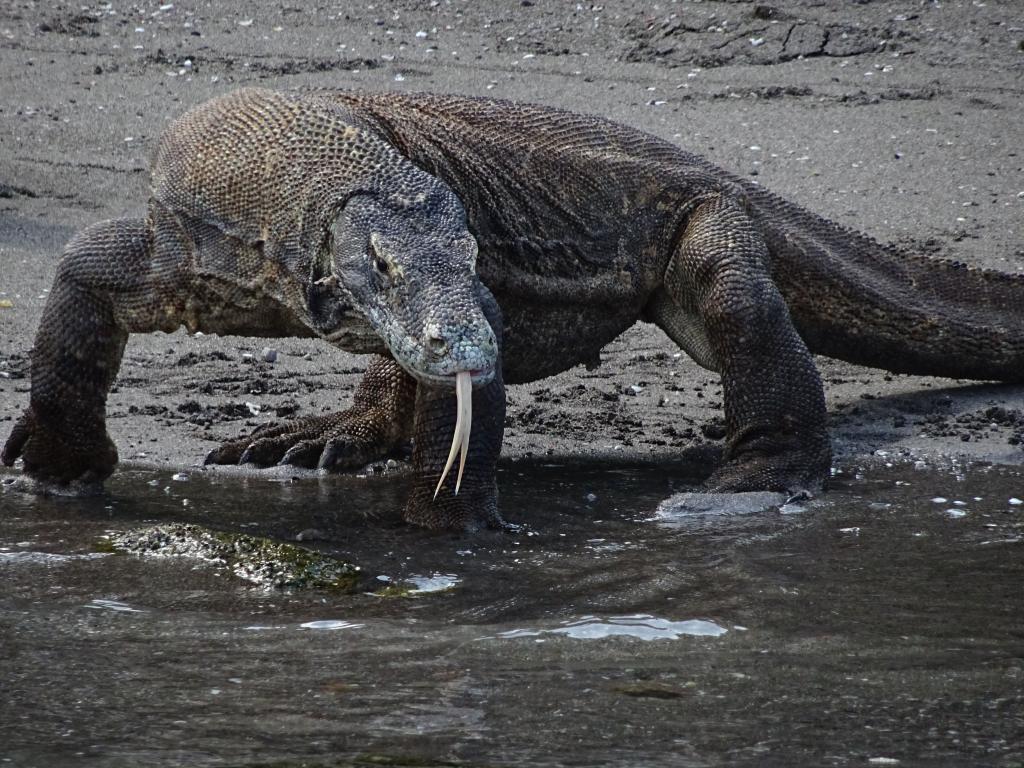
[328,89,1024,384]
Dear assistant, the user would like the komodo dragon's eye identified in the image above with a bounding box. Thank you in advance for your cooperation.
[369,233,395,280]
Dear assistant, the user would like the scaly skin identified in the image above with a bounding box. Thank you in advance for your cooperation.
[4,88,1023,529]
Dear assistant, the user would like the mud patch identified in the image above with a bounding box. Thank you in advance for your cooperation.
[919,405,1024,446]
[38,12,100,37]
[624,8,916,68]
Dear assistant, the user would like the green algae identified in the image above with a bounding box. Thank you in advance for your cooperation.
[105,523,360,591]
[373,583,416,598]
[92,537,119,554]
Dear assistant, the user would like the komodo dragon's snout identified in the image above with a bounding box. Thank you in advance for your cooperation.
[325,187,499,493]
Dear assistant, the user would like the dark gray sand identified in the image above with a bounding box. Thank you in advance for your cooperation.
[1,1,1023,766]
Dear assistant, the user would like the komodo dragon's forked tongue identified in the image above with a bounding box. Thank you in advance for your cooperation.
[434,371,473,498]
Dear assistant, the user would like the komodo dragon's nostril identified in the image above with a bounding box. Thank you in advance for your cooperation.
[426,333,448,357]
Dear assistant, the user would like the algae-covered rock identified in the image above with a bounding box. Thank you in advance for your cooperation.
[106,523,360,591]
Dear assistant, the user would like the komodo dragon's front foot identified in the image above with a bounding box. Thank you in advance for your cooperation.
[204,411,403,471]
[205,356,417,471]
[3,407,117,490]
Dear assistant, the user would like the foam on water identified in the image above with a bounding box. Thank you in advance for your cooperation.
[0,551,109,564]
[85,598,144,613]
[494,614,728,641]
[407,573,460,594]
[299,619,365,631]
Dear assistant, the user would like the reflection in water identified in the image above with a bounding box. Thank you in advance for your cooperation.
[494,614,728,640]
[299,619,365,631]
[0,551,109,564]
[84,598,145,613]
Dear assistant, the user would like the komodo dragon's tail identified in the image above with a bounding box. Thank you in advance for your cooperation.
[741,185,1024,383]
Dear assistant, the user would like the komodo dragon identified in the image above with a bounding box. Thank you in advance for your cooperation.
[4,88,1022,530]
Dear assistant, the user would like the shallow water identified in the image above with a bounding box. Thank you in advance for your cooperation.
[2,459,1023,767]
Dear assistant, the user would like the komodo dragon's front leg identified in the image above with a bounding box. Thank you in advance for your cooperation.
[402,285,506,529]
[653,194,831,493]
[2,217,181,487]
[208,287,507,530]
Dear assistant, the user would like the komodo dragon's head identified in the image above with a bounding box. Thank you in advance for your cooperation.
[317,183,497,387]
[310,180,498,494]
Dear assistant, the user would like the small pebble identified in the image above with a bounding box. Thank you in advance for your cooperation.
[1009,498,1022,505]
[261,347,278,363]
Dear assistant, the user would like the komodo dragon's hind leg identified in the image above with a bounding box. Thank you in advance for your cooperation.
[2,217,182,489]
[651,194,831,494]
[205,355,417,471]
